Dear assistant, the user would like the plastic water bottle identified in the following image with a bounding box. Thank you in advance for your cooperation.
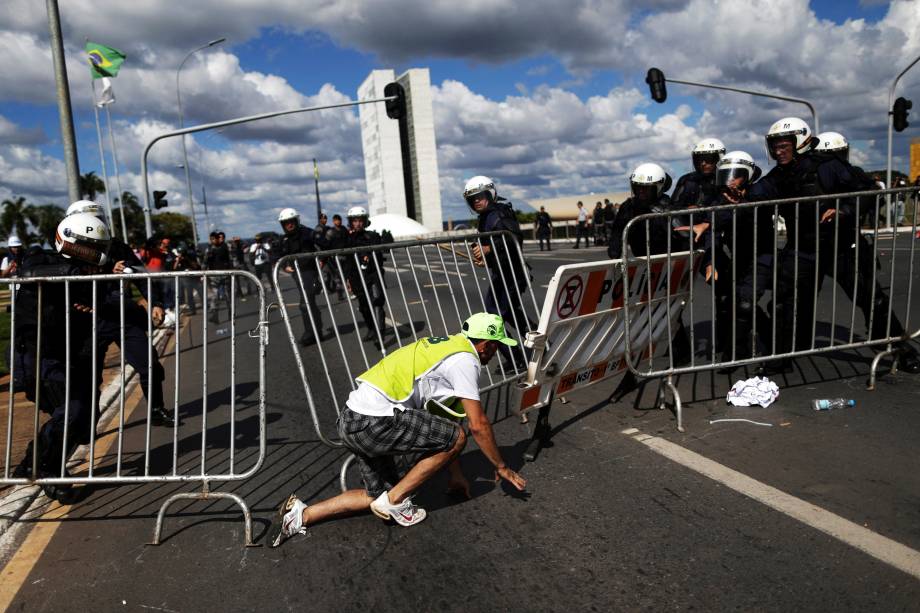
[812,398,856,411]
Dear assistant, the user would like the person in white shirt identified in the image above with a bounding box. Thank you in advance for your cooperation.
[269,312,527,547]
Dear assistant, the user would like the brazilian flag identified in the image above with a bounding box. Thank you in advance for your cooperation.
[85,42,126,79]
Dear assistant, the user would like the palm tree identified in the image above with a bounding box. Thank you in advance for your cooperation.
[113,191,146,245]
[33,204,67,246]
[1,196,38,242]
[79,171,106,200]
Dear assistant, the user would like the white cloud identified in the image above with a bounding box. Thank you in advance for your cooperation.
[2,0,918,236]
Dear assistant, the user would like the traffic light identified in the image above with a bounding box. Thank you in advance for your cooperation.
[384,82,406,120]
[893,96,912,132]
[153,190,168,209]
[646,67,667,103]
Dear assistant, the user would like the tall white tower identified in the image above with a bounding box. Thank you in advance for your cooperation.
[358,68,442,230]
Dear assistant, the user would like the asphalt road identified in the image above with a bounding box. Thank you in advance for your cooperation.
[1,236,919,611]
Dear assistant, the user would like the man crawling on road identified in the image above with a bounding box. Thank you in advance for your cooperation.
[269,312,527,547]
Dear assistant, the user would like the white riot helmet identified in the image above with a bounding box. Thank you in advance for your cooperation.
[66,199,106,220]
[716,151,762,189]
[55,212,111,265]
[278,207,299,232]
[815,131,849,161]
[691,138,726,172]
[765,117,815,160]
[629,163,672,201]
[7,236,22,248]
[347,205,370,228]
[462,175,497,211]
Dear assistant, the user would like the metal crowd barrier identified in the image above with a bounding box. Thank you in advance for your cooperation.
[515,251,699,442]
[271,230,540,489]
[619,185,920,422]
[1,269,267,545]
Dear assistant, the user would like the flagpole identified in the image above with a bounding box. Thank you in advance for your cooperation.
[104,103,129,242]
[313,158,321,222]
[90,79,116,232]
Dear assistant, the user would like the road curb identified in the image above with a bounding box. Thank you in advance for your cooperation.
[0,324,172,540]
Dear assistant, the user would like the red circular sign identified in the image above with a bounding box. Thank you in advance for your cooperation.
[556,275,583,319]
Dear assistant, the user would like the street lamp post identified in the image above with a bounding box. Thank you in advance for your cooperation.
[885,53,920,230]
[141,96,398,238]
[177,37,225,250]
[645,68,819,134]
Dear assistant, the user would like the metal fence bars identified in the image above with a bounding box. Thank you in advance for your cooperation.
[515,251,700,434]
[620,185,920,406]
[0,269,267,545]
[271,230,540,489]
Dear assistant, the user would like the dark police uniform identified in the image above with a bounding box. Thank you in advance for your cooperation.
[12,249,95,496]
[753,151,918,367]
[281,223,325,344]
[344,225,387,342]
[476,197,531,367]
[607,193,693,362]
[535,210,552,251]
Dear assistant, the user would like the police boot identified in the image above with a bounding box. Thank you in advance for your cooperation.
[151,406,177,427]
[12,442,35,479]
[299,310,317,346]
[897,343,920,374]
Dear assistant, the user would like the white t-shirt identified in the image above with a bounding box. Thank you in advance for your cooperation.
[249,242,270,266]
[347,350,482,417]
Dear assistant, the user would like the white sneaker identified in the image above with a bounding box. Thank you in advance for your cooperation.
[269,493,308,547]
[369,491,427,527]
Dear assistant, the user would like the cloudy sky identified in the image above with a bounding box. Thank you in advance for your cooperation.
[0,0,918,239]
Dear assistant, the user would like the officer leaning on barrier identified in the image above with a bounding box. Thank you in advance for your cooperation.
[702,152,775,364]
[752,117,920,374]
[268,312,527,548]
[672,138,725,210]
[279,207,326,346]
[11,213,110,502]
[65,201,176,427]
[343,206,389,343]
[464,175,532,371]
[607,163,692,363]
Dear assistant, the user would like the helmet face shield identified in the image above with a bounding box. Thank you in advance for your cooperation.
[716,167,752,189]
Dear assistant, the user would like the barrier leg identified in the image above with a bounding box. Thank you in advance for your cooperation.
[656,375,684,433]
[339,453,356,493]
[868,343,899,391]
[524,401,553,462]
[149,482,256,547]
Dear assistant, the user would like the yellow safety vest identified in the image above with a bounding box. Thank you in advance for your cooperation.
[357,335,477,419]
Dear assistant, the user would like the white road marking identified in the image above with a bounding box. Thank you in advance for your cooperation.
[622,428,920,580]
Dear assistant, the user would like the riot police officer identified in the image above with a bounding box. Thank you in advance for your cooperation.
[464,175,531,371]
[12,213,108,501]
[607,163,692,364]
[754,118,920,373]
[704,152,774,364]
[343,206,388,343]
[671,138,725,209]
[65,200,175,426]
[279,208,326,345]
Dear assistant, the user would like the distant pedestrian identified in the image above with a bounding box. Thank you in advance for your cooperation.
[574,201,589,249]
[535,206,552,251]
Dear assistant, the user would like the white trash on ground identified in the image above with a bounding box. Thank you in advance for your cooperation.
[726,376,780,408]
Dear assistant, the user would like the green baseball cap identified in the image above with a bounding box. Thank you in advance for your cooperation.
[461,312,518,346]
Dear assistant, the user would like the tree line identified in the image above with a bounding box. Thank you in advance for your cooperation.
[2,171,194,247]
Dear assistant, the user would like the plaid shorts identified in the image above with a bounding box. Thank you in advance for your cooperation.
[338,408,460,498]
